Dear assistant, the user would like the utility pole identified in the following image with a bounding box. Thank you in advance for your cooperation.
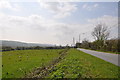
[73,37,75,47]
[79,34,80,43]
[81,33,85,42]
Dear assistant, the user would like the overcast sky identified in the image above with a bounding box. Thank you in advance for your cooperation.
[0,0,118,45]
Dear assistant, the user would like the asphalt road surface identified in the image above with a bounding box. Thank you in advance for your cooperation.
[77,48,119,66]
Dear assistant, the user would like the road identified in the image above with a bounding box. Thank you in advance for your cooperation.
[77,48,120,66]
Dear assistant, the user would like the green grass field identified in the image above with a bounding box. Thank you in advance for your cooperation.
[2,49,119,78]
[2,49,64,78]
[47,49,119,78]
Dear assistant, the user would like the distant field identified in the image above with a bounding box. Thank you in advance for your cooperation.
[2,49,64,78]
[47,49,119,78]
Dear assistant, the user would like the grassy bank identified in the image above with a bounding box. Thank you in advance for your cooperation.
[2,49,64,78]
[47,49,119,78]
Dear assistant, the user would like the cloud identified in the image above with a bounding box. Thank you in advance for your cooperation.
[54,15,118,44]
[0,13,68,44]
[88,15,118,28]
[0,1,21,11]
[0,13,118,45]
[53,15,117,44]
[39,2,77,19]
[0,14,52,31]
[82,4,99,11]
[0,13,92,45]
[53,23,94,45]
[0,1,12,9]
[0,14,51,44]
[94,4,98,7]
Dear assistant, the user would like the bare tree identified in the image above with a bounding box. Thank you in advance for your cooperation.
[92,23,110,41]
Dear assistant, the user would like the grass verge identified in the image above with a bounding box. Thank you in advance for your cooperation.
[47,49,119,78]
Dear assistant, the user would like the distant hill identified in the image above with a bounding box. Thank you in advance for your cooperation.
[0,40,54,48]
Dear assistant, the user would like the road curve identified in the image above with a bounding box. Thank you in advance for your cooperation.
[77,48,120,66]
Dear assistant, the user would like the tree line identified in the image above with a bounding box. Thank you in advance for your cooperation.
[1,46,66,52]
[76,23,119,53]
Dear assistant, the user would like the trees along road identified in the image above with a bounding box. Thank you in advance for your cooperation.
[77,48,120,67]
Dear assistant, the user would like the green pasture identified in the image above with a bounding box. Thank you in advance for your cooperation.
[2,49,64,78]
